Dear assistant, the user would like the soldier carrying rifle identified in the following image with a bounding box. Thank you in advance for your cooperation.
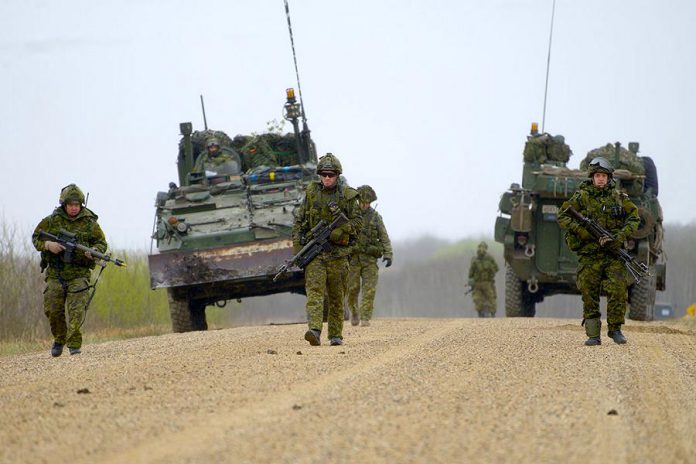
[32,184,123,357]
[291,154,360,347]
[558,157,640,346]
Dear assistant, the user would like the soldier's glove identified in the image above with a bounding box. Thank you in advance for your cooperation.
[598,236,613,247]
[44,241,65,254]
[382,256,392,267]
[329,225,350,246]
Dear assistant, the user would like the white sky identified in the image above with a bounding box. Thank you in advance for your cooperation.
[1,0,695,250]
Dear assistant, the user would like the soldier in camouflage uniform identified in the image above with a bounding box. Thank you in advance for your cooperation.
[558,157,640,345]
[347,185,393,327]
[192,137,242,175]
[32,184,108,357]
[467,242,499,317]
[293,153,361,346]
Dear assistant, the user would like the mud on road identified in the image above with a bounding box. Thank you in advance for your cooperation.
[1,318,695,464]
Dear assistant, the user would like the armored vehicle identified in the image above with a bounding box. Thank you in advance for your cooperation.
[148,89,318,332]
[495,123,666,320]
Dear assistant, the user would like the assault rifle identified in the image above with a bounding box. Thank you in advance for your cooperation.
[273,212,348,281]
[563,207,649,283]
[39,229,127,268]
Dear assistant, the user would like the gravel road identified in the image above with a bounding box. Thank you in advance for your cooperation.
[1,317,695,464]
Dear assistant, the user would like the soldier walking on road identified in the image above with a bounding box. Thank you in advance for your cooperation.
[292,154,361,346]
[32,184,108,357]
[467,242,499,317]
[558,157,640,346]
[347,185,393,327]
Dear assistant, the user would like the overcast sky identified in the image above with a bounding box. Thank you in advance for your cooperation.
[1,0,695,250]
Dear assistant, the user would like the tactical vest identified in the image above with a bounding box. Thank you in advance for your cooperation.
[355,208,384,257]
[302,181,356,230]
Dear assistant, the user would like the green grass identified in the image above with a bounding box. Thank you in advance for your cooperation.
[0,324,172,356]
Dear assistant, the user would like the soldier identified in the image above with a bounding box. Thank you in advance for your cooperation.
[558,157,640,345]
[467,242,499,317]
[293,153,361,346]
[32,184,108,357]
[347,185,393,327]
[193,137,242,175]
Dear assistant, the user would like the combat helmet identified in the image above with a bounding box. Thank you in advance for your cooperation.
[206,137,220,148]
[478,241,488,250]
[587,157,614,178]
[59,184,85,205]
[316,153,342,174]
[357,185,377,203]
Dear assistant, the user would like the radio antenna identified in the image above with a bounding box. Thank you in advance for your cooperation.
[200,94,208,130]
[284,0,308,128]
[541,0,556,133]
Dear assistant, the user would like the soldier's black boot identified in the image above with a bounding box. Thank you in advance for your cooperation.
[608,327,627,344]
[330,337,343,346]
[51,342,64,357]
[584,318,601,346]
[350,311,359,326]
[304,329,321,346]
[69,347,82,355]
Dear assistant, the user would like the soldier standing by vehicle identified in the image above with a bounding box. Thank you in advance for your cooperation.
[292,153,361,346]
[32,184,108,357]
[347,185,393,327]
[467,242,499,318]
[558,157,640,345]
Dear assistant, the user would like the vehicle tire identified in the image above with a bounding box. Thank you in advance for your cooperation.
[505,265,523,317]
[628,266,656,321]
[167,289,208,332]
[641,156,659,197]
[505,265,536,317]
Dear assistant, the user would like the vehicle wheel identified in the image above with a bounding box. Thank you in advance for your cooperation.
[167,289,208,332]
[628,266,656,321]
[505,265,523,317]
[641,156,659,197]
[504,265,536,317]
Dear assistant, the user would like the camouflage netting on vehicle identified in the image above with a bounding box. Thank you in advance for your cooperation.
[523,133,572,164]
[581,143,645,176]
[231,132,301,170]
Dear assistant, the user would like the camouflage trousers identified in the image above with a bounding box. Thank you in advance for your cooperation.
[472,281,496,316]
[43,277,90,348]
[305,254,349,340]
[577,255,628,329]
[347,254,379,321]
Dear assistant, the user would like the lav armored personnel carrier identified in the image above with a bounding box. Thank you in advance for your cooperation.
[495,124,666,320]
[148,90,317,332]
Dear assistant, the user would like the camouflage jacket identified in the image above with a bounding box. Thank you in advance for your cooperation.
[32,206,108,280]
[468,253,498,282]
[193,149,242,174]
[557,180,639,256]
[292,181,360,258]
[353,207,393,259]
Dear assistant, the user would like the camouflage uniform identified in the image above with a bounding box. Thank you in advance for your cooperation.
[558,157,640,344]
[468,242,499,317]
[193,138,242,175]
[32,185,107,353]
[292,154,360,345]
[347,186,393,325]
